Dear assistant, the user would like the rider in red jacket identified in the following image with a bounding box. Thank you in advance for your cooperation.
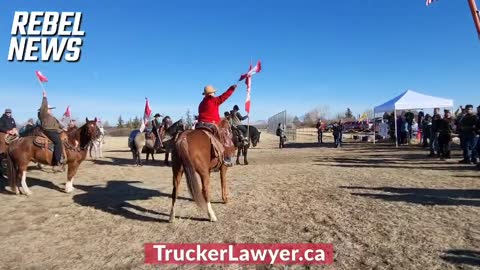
[197,84,237,166]
[198,85,236,124]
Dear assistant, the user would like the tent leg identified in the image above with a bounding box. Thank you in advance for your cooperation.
[373,108,376,144]
[394,110,398,148]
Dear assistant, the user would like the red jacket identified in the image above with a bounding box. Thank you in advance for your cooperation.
[198,86,235,124]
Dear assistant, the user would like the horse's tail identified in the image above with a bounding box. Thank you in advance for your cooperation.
[6,149,17,193]
[176,134,207,210]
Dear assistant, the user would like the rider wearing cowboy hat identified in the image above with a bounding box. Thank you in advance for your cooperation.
[197,84,237,166]
[152,113,163,149]
[39,90,65,169]
[230,105,249,143]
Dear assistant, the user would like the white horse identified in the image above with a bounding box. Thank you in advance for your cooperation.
[89,126,105,159]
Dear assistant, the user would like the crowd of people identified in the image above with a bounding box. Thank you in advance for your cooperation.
[382,105,480,168]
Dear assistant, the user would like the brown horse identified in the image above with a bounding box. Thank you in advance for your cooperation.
[6,118,98,195]
[169,118,234,222]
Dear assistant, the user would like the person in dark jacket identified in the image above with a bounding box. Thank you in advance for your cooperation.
[421,114,432,148]
[429,108,441,157]
[437,110,455,160]
[459,104,479,164]
[230,105,249,142]
[39,90,65,169]
[0,108,18,136]
[151,113,163,149]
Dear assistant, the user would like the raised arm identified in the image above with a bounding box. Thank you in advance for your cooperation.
[215,85,237,105]
[39,91,49,120]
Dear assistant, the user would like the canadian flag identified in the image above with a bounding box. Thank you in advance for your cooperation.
[144,98,152,122]
[35,71,48,82]
[239,60,261,114]
[63,105,71,118]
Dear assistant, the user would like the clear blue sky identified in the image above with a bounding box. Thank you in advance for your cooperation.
[1,0,479,125]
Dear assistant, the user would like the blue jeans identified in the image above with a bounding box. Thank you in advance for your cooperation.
[462,134,479,162]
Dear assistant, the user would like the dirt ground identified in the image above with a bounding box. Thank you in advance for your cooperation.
[0,133,479,270]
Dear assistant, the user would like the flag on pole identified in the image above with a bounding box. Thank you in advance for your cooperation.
[426,0,436,6]
[63,106,71,118]
[144,98,152,122]
[239,60,262,113]
[35,71,48,82]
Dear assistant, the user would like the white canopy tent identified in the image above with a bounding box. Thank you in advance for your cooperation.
[373,90,454,147]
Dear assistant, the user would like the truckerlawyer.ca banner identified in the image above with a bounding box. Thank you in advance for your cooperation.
[144,243,334,265]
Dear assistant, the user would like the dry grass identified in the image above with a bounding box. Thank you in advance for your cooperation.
[0,133,479,270]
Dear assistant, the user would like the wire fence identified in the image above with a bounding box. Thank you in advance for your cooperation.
[267,110,296,141]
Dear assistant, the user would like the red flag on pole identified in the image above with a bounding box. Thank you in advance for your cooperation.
[239,60,261,114]
[63,105,71,118]
[35,71,48,82]
[144,98,152,122]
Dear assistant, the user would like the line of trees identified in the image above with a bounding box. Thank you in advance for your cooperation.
[292,106,374,127]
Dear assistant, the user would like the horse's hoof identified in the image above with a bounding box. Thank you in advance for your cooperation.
[222,197,229,204]
[65,184,74,193]
[236,161,241,165]
[209,216,218,222]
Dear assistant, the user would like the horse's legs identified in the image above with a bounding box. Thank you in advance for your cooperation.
[66,162,78,193]
[146,152,150,161]
[19,170,32,196]
[164,152,170,166]
[220,165,228,203]
[137,150,142,166]
[244,147,249,165]
[199,170,217,222]
[236,148,241,165]
[99,142,103,158]
[169,163,184,222]
[152,151,155,161]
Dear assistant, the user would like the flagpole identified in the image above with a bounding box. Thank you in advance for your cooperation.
[36,77,46,93]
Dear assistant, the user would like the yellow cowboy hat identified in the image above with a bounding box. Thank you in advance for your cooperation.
[202,85,216,95]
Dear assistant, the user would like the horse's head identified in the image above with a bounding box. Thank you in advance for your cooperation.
[219,118,231,130]
[166,119,186,137]
[84,117,99,141]
[251,130,261,147]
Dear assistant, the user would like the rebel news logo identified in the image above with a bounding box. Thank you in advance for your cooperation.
[7,11,85,62]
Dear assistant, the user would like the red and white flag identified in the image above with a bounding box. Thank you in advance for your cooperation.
[239,60,262,114]
[144,98,152,122]
[426,0,436,6]
[35,71,48,82]
[63,105,71,118]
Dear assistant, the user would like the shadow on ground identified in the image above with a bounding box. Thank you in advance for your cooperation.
[340,186,480,207]
[73,180,211,222]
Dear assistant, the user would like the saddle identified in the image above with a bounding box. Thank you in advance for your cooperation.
[4,134,19,144]
[32,132,70,159]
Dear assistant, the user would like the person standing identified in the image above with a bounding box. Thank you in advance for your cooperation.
[316,120,324,144]
[276,123,286,149]
[429,108,441,157]
[437,110,455,160]
[405,110,415,142]
[422,114,432,148]
[458,105,479,164]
